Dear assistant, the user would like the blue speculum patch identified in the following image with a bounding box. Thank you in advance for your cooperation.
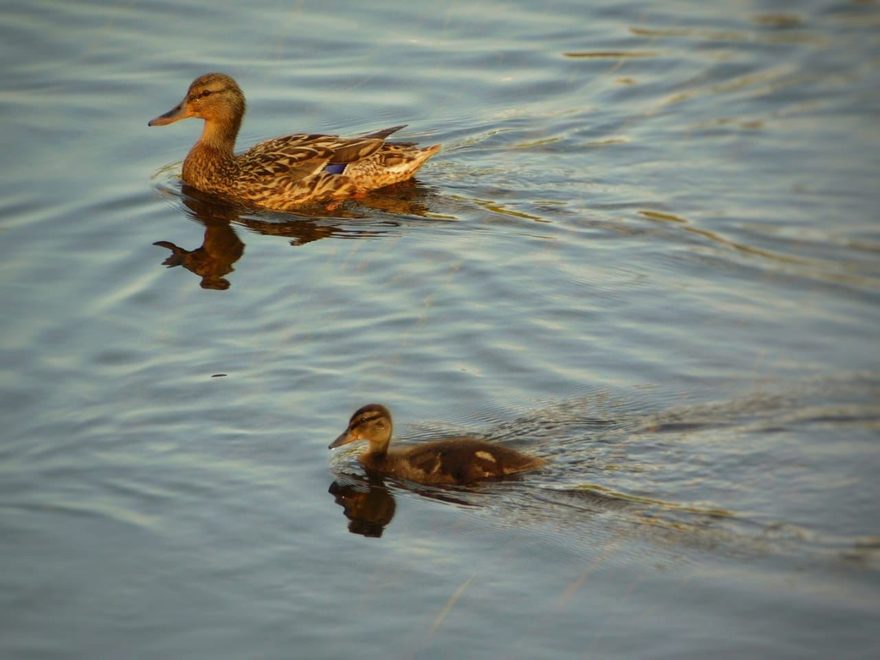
[324,163,346,174]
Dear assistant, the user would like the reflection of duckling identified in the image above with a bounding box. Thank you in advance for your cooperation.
[330,404,544,485]
[328,476,396,538]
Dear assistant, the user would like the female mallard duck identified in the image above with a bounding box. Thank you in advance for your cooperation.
[149,73,440,210]
[330,404,544,485]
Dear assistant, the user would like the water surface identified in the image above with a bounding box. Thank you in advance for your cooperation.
[1,0,879,658]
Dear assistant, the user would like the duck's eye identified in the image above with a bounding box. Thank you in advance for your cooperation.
[194,90,214,100]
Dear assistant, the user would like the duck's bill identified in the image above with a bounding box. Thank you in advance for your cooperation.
[148,102,187,126]
[329,430,356,449]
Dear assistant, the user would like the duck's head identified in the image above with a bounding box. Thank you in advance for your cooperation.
[148,73,246,130]
[330,404,393,454]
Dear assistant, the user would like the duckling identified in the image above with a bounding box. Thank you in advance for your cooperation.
[148,73,440,210]
[329,404,544,485]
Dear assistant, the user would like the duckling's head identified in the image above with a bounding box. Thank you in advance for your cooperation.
[149,73,246,131]
[330,404,393,455]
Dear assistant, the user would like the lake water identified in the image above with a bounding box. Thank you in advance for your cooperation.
[2,0,879,657]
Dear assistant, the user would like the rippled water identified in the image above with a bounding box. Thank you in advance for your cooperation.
[2,0,879,658]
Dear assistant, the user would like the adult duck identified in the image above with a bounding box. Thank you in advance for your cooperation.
[149,73,440,210]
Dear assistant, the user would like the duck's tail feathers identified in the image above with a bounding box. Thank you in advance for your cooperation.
[361,125,407,140]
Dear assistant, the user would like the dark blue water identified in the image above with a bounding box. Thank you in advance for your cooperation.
[2,1,879,658]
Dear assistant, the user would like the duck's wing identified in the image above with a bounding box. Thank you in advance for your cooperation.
[239,136,330,180]
[399,439,516,483]
[308,126,409,165]
[241,126,408,178]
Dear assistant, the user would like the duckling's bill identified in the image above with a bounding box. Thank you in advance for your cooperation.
[329,430,357,449]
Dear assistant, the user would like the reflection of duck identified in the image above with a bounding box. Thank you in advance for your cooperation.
[153,235,241,290]
[153,181,445,288]
[153,187,245,289]
[328,475,397,538]
[330,404,545,485]
[148,73,440,210]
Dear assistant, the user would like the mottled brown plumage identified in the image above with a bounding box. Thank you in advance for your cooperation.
[149,73,440,210]
[330,404,545,485]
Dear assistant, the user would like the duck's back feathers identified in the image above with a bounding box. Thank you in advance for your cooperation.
[345,143,441,190]
[365,438,545,485]
[232,128,438,208]
[242,127,403,169]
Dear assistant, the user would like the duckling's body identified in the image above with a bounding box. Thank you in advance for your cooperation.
[149,73,440,210]
[359,437,544,485]
[330,404,544,485]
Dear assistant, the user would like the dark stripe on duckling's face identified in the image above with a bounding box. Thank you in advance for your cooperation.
[347,404,391,428]
[353,412,387,427]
